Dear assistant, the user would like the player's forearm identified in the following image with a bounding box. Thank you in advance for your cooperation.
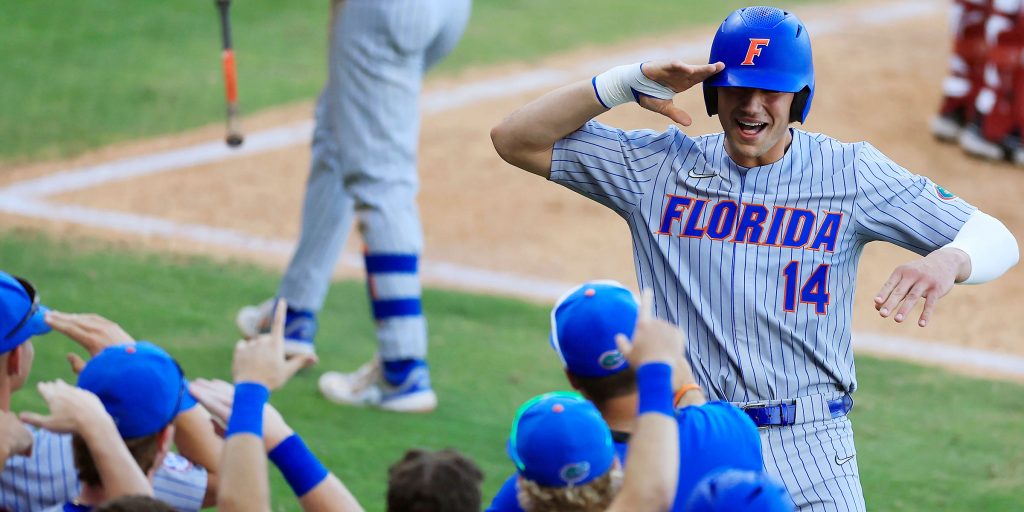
[298,475,364,512]
[218,435,271,512]
[609,363,678,512]
[219,383,272,512]
[942,210,1019,284]
[491,80,607,177]
[174,406,223,476]
[79,415,153,499]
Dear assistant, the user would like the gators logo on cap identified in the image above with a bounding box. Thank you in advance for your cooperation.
[598,350,626,371]
[935,184,957,201]
[560,462,592,485]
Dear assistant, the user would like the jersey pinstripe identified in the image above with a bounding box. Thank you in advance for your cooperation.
[550,121,975,403]
[0,428,206,512]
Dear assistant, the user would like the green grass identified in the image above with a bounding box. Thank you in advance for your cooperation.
[3,230,1023,511]
[0,0,829,163]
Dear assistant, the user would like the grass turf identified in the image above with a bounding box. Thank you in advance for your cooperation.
[0,0,829,163]
[3,230,1023,511]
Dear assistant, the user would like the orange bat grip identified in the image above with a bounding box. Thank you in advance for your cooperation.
[222,49,238,104]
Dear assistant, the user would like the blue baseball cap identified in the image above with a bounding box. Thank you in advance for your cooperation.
[0,272,51,354]
[77,342,190,439]
[549,281,638,378]
[506,392,616,488]
[686,469,795,512]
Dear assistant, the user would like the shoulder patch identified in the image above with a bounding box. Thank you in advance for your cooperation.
[935,184,957,201]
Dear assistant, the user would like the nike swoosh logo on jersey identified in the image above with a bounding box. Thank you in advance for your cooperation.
[687,167,717,179]
[835,454,856,465]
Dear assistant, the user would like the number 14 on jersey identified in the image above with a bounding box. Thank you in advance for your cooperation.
[782,262,830,315]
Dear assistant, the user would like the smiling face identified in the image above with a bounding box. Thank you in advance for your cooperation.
[717,87,795,168]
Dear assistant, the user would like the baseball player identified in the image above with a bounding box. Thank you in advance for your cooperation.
[490,6,1019,511]
[237,0,472,412]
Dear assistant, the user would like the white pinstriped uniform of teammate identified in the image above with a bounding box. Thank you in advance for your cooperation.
[0,428,206,512]
[238,0,471,411]
[491,6,1019,511]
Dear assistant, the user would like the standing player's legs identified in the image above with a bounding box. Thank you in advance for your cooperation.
[760,418,865,512]
[235,90,353,355]
[315,0,470,412]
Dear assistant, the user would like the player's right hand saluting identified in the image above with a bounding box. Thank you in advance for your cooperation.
[635,60,724,126]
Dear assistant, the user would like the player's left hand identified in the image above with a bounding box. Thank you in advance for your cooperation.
[874,247,971,327]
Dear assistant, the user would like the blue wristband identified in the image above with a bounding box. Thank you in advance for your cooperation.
[269,434,330,497]
[226,382,269,438]
[636,362,674,417]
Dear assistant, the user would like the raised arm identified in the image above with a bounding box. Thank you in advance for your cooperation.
[490,81,607,177]
[21,380,152,500]
[608,290,684,512]
[490,60,723,178]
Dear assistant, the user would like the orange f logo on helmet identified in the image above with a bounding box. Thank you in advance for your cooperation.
[741,38,771,65]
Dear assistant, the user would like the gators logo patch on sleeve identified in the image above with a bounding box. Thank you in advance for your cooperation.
[935,184,957,201]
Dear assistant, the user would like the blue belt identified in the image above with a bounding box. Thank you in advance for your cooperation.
[741,394,853,428]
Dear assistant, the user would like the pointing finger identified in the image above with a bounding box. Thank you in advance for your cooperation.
[270,299,287,347]
[614,334,633,359]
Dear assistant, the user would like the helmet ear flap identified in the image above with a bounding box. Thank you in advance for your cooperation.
[790,87,811,123]
[704,86,719,117]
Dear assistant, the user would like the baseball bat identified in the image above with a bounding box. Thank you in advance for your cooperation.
[216,0,243,148]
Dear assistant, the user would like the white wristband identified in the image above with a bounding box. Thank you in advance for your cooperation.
[592,62,676,109]
[943,210,1019,284]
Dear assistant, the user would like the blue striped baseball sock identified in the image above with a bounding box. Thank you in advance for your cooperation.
[364,253,428,364]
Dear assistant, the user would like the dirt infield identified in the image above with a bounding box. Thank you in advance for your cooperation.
[2,2,1022,365]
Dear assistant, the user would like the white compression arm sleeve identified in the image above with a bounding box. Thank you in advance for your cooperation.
[943,210,1019,284]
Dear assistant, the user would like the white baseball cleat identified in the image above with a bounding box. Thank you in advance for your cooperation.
[236,298,318,357]
[930,114,963,143]
[959,125,1006,161]
[318,356,437,413]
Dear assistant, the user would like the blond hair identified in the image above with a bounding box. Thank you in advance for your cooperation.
[517,466,623,512]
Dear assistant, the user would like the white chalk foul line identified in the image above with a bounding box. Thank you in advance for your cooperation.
[6,0,1013,378]
[0,194,576,300]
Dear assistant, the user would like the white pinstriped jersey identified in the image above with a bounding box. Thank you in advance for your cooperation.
[551,121,975,402]
[0,427,206,512]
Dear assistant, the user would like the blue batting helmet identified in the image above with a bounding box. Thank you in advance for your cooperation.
[685,469,795,512]
[703,6,815,123]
